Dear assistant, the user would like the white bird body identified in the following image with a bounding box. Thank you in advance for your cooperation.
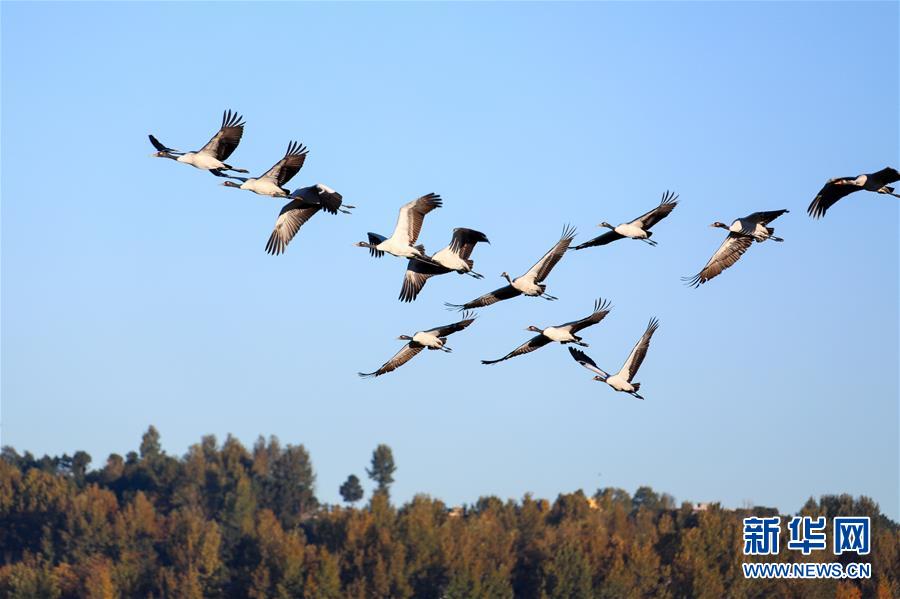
[604,373,636,393]
[412,331,444,349]
[614,222,650,239]
[510,276,545,296]
[238,177,289,197]
[379,236,428,259]
[431,246,471,272]
[542,326,576,343]
[729,218,773,241]
[176,152,227,171]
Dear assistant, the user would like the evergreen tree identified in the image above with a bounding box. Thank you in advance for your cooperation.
[366,444,396,498]
[339,474,364,504]
[139,426,162,460]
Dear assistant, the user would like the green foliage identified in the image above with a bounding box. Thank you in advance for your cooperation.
[339,474,364,505]
[366,444,396,498]
[1,431,897,598]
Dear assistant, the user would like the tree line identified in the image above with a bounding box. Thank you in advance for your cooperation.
[0,427,897,598]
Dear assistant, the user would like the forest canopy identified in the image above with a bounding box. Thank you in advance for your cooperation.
[1,427,896,598]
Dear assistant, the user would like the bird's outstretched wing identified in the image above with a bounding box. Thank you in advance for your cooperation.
[568,347,609,378]
[523,225,576,282]
[359,344,424,378]
[682,232,755,287]
[428,311,477,337]
[871,167,900,185]
[148,134,178,153]
[562,298,612,333]
[365,233,388,258]
[573,229,623,250]
[618,318,659,381]
[260,141,308,187]
[291,184,346,214]
[448,228,490,259]
[632,190,679,230]
[392,193,442,245]
[445,285,521,311]
[807,178,859,219]
[265,198,322,256]
[746,209,789,226]
[198,109,245,160]
[481,334,551,365]
[399,259,449,302]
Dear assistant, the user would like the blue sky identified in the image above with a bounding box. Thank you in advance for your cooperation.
[2,2,897,519]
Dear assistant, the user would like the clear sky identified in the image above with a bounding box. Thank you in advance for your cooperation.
[2,2,897,520]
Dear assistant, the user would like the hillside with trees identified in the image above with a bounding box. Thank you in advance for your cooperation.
[1,427,897,598]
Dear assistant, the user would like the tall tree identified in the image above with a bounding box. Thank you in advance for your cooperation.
[339,475,364,504]
[139,426,162,460]
[366,445,396,498]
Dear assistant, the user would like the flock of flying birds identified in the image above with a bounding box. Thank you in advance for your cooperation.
[150,110,900,399]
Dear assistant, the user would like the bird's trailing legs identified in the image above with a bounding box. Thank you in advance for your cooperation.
[640,238,658,246]
[339,205,355,214]
[878,186,900,198]
[540,293,558,301]
[466,270,484,279]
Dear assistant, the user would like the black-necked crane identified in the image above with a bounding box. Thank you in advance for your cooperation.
[265,185,354,255]
[354,194,443,261]
[359,311,476,378]
[568,318,659,400]
[221,141,308,197]
[808,167,900,219]
[399,228,490,302]
[683,209,788,287]
[481,298,611,365]
[149,110,248,177]
[446,225,576,310]
[574,190,678,249]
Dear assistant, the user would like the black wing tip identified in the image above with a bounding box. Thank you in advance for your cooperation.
[148,134,169,152]
[420,193,443,209]
[222,109,245,128]
[444,302,468,312]
[459,310,477,322]
[560,223,577,241]
[660,189,679,204]
[285,140,309,156]
[568,346,589,361]
[264,232,285,256]
[647,317,660,332]
[593,297,613,313]
[358,371,378,379]
[681,273,704,288]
